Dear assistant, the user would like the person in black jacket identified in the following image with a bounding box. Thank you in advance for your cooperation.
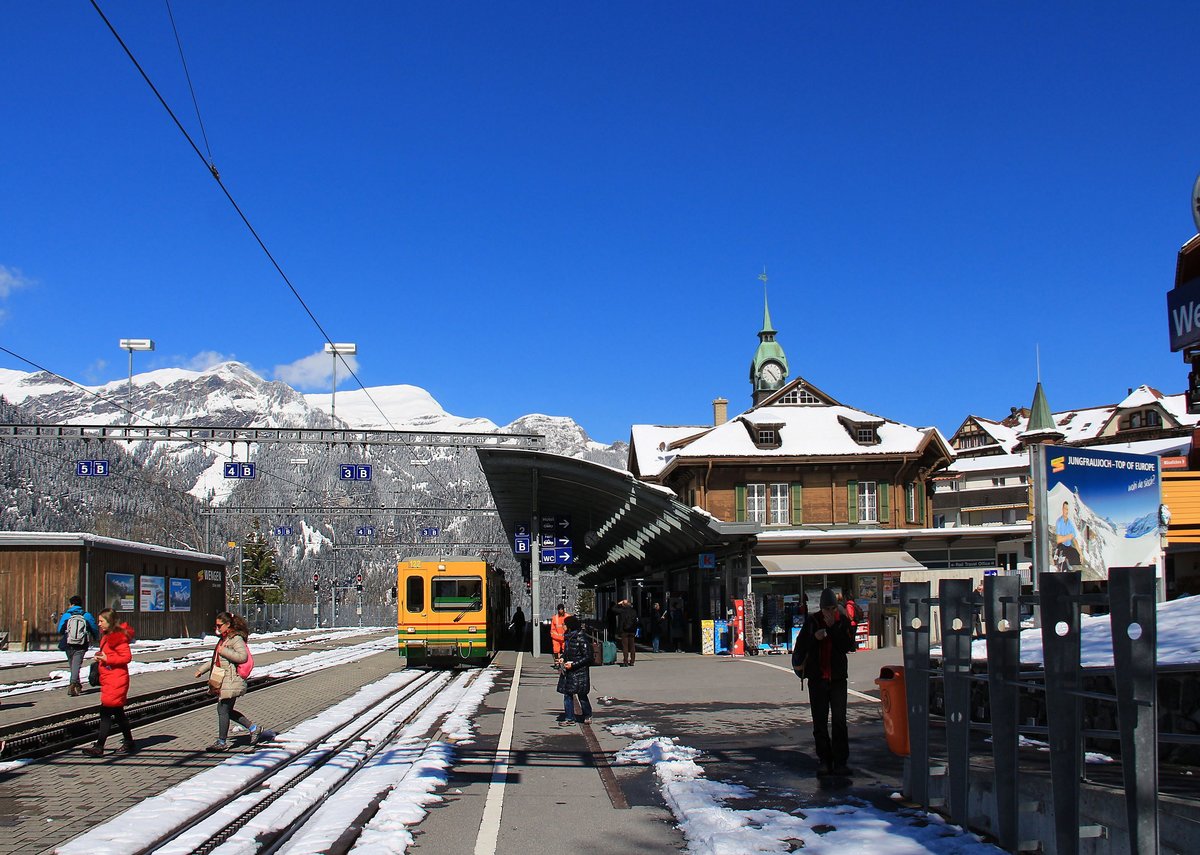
[555,615,593,725]
[791,588,856,776]
[612,599,639,666]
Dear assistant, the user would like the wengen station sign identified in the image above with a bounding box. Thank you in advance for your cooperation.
[1167,276,1200,352]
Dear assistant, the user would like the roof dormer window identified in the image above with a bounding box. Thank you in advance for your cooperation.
[856,427,876,444]
[756,427,780,448]
[780,387,820,405]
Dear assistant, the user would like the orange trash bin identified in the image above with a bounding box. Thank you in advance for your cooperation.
[876,665,910,757]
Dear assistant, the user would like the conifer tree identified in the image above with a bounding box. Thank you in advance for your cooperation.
[241,516,283,604]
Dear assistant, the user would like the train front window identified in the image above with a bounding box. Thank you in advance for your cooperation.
[406,576,425,613]
[432,577,483,611]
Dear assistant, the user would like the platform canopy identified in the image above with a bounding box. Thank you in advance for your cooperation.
[475,448,756,585]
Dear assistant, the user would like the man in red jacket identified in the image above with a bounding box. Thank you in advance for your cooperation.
[791,588,857,776]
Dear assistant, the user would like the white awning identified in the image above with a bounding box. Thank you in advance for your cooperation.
[755,550,924,576]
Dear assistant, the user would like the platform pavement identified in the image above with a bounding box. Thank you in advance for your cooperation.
[1,639,907,855]
[410,645,905,854]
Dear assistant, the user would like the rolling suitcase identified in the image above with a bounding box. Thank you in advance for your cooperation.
[601,629,618,666]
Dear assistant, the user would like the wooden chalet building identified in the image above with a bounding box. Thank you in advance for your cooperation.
[628,298,1018,649]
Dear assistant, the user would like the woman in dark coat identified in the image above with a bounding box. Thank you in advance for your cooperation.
[82,608,136,757]
[555,615,593,725]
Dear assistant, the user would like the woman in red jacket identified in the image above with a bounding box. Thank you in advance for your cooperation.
[82,608,136,757]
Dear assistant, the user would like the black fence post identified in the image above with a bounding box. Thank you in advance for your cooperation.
[1039,570,1082,855]
[984,574,1023,852]
[900,580,932,808]
[939,578,974,828]
[1108,566,1159,855]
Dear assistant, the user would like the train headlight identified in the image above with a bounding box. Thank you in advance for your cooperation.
[468,626,477,633]
[406,626,416,634]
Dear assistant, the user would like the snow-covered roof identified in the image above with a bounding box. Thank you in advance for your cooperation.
[628,424,713,477]
[0,531,224,562]
[665,404,936,460]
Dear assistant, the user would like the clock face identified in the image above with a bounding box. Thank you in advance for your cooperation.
[760,362,784,386]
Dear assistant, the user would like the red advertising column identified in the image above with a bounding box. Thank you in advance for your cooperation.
[732,599,745,656]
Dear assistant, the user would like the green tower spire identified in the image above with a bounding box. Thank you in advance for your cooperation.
[750,269,788,404]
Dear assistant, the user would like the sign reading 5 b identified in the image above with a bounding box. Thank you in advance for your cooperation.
[340,464,372,481]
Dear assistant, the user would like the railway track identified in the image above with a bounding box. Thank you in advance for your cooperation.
[54,666,493,855]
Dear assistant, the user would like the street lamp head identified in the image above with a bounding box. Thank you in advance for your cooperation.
[324,342,357,355]
[119,339,155,352]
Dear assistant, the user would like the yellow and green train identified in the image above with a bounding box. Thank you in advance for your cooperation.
[397,555,507,668]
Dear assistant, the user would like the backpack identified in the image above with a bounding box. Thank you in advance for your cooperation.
[236,644,254,679]
[64,613,89,647]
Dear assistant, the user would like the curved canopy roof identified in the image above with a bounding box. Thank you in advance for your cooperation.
[475,448,756,585]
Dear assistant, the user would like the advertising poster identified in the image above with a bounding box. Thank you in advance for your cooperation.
[1044,445,1162,582]
[105,572,136,611]
[140,576,166,612]
[857,574,879,602]
[169,577,193,612]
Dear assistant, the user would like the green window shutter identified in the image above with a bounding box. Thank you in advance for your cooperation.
[790,482,803,525]
[847,480,858,523]
[735,484,746,523]
[917,481,926,525]
[879,480,890,522]
[904,482,912,522]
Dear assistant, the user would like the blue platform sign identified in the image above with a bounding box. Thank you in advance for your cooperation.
[340,464,372,481]
[273,526,294,537]
[355,525,376,537]
[514,535,531,554]
[223,462,256,479]
[75,460,110,476]
[420,526,440,538]
[698,552,716,569]
[514,523,530,537]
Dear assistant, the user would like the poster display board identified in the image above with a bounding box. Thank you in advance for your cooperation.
[140,576,165,612]
[1043,445,1162,582]
[169,577,193,612]
[105,573,135,611]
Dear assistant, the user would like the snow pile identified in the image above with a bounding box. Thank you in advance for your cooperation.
[610,722,1003,854]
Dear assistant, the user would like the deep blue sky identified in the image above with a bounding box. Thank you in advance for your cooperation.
[3,3,1198,443]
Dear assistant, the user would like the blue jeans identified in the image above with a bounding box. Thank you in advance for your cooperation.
[652,634,661,653]
[563,692,592,722]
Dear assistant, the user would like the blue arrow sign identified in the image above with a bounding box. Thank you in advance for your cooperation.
[556,547,573,564]
[555,535,572,548]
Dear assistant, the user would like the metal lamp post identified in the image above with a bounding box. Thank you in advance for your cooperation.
[118,338,154,426]
[324,342,357,426]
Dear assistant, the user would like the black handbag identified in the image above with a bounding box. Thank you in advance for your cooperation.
[87,660,100,687]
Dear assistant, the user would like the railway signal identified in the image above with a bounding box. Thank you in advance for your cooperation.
[312,572,319,592]
[356,573,363,593]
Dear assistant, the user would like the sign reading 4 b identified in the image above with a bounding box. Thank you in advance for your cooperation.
[340,464,372,481]
[223,463,256,479]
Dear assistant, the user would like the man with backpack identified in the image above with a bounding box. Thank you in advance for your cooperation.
[612,598,639,667]
[57,595,99,696]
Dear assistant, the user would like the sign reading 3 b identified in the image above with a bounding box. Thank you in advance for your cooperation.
[340,464,372,481]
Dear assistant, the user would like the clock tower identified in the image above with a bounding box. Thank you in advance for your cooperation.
[750,286,788,406]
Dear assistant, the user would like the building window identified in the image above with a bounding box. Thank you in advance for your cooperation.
[746,483,766,523]
[1019,475,1028,485]
[856,427,875,444]
[858,481,878,523]
[780,388,819,404]
[769,483,789,525]
[933,513,946,528]
[906,483,917,522]
[992,477,1005,487]
[756,428,778,446]
[1130,412,1142,429]
[1147,410,1161,427]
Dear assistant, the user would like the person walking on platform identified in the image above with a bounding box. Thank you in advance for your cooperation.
[508,606,527,652]
[57,594,98,697]
[791,588,856,777]
[82,608,136,757]
[555,615,593,725]
[612,599,639,666]
[651,602,666,653]
[195,612,263,752]
[550,603,569,657]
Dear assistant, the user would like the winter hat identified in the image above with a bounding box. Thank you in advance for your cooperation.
[819,588,838,610]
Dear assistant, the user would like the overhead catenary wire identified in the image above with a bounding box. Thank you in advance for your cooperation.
[87,0,467,510]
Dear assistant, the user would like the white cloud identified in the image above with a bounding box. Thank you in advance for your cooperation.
[274,349,359,390]
[182,350,235,371]
[83,359,109,383]
[0,265,32,299]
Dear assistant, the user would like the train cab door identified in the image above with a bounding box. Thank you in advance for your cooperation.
[400,566,430,662]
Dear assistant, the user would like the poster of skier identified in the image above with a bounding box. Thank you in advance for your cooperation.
[1043,445,1162,582]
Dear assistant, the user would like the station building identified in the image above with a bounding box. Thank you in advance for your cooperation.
[0,532,226,649]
